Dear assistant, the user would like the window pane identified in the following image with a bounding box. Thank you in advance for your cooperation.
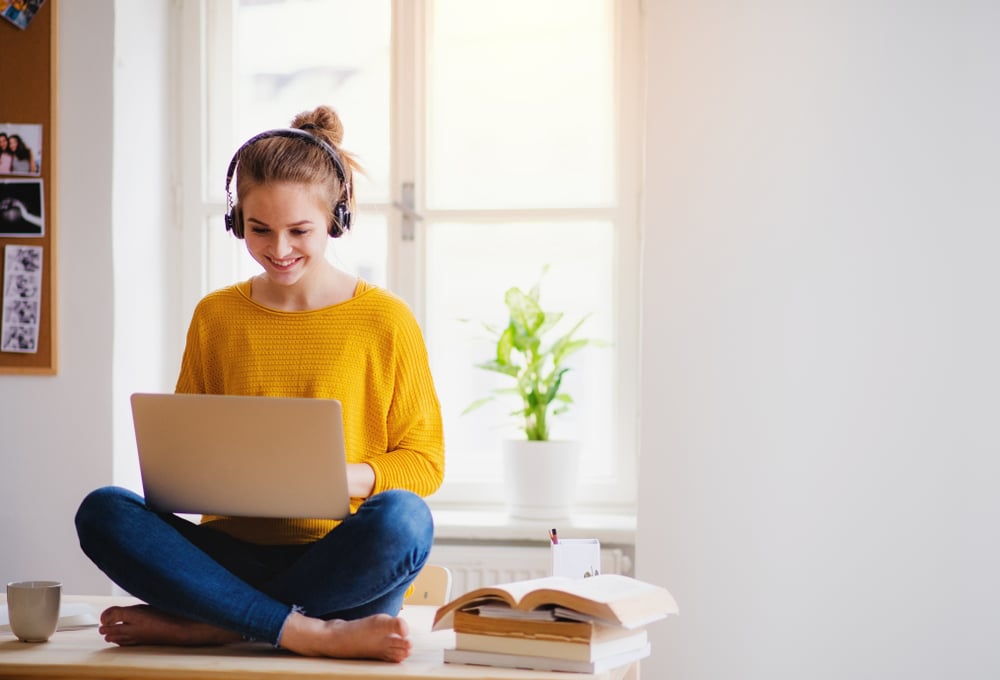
[425,221,615,483]
[426,0,615,210]
[236,0,391,202]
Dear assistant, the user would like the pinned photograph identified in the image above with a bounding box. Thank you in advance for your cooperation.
[0,179,44,236]
[2,245,43,354]
[0,123,43,176]
[1,0,46,30]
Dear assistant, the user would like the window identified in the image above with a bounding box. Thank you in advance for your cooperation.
[176,0,641,512]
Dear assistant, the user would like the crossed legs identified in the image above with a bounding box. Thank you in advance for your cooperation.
[75,487,432,662]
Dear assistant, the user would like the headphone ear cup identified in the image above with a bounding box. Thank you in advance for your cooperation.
[229,206,245,239]
[331,202,351,237]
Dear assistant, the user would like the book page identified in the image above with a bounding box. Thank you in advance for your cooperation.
[434,574,678,631]
[519,574,678,624]
[433,575,574,622]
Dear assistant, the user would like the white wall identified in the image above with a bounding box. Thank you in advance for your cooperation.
[638,2,1000,679]
[0,0,115,594]
[111,0,176,492]
[0,0,174,595]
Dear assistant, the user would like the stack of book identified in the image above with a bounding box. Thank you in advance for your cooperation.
[433,573,678,673]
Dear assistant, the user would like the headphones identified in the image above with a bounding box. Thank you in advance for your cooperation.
[224,127,352,238]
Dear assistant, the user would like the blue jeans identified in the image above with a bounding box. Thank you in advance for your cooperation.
[74,486,433,645]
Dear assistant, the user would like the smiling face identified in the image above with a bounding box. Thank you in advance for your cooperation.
[240,181,332,289]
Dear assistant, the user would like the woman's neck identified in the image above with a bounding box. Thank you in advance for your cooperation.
[250,265,357,311]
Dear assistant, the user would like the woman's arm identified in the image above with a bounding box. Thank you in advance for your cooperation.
[366,315,445,498]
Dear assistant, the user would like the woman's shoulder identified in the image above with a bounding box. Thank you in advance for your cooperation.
[191,281,250,315]
[352,280,413,316]
[349,281,425,339]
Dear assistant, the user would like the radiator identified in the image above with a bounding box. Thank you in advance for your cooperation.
[428,544,631,597]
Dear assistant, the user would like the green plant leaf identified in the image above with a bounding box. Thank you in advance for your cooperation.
[544,368,569,404]
[534,312,563,341]
[552,337,591,366]
[475,360,520,378]
[496,325,515,365]
[506,287,545,335]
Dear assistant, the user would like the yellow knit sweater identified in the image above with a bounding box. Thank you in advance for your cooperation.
[174,278,445,544]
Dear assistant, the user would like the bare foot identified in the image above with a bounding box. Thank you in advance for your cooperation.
[277,611,412,662]
[99,605,241,647]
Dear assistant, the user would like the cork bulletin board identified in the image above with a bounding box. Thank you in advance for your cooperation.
[0,0,57,373]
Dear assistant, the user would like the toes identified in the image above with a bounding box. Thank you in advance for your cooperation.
[384,635,411,662]
[102,628,133,646]
[100,606,125,625]
[386,641,411,663]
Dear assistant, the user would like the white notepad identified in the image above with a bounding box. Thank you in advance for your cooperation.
[0,602,100,634]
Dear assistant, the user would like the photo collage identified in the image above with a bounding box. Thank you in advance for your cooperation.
[0,122,44,353]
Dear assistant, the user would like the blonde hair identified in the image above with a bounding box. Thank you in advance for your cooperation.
[233,105,361,236]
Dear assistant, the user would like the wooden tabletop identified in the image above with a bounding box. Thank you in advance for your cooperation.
[0,596,636,680]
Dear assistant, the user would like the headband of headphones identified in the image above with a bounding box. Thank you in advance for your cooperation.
[224,127,352,238]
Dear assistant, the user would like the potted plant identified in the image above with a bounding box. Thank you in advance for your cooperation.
[465,270,605,519]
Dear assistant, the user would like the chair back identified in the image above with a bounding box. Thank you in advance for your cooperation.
[404,564,452,605]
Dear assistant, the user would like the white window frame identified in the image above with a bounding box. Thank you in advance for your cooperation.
[174,0,642,515]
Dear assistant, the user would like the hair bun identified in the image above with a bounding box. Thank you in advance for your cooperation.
[293,105,345,146]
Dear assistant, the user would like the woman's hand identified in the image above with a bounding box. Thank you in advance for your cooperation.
[347,462,376,499]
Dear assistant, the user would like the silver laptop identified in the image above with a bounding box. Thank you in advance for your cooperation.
[130,393,351,519]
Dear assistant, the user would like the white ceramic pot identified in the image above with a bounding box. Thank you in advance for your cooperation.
[502,439,581,520]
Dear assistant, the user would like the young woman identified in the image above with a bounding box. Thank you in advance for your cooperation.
[0,133,13,174]
[7,134,36,174]
[75,105,445,662]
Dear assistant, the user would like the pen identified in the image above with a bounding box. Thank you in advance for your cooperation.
[549,528,559,545]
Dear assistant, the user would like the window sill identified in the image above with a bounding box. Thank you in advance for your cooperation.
[430,508,636,546]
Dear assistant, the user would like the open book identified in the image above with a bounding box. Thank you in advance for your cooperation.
[433,574,678,631]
